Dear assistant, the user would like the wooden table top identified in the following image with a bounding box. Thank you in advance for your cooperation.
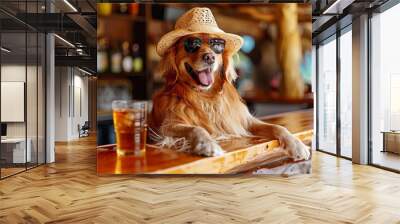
[97,109,313,175]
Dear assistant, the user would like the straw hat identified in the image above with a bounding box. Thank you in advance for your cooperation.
[156,7,244,56]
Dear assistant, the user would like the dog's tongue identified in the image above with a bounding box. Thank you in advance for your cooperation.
[197,69,212,86]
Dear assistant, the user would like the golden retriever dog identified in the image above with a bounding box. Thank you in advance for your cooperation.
[150,33,310,161]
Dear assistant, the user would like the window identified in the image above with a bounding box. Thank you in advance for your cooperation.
[0,1,46,179]
[317,36,337,154]
[371,3,400,171]
[339,28,352,158]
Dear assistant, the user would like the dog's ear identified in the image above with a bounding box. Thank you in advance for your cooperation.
[222,51,239,83]
[157,47,179,85]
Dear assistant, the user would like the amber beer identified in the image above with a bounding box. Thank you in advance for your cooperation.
[112,100,147,156]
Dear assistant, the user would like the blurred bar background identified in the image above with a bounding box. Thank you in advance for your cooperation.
[96,3,312,145]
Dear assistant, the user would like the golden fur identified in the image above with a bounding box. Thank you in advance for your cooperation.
[151,34,249,138]
[151,33,310,159]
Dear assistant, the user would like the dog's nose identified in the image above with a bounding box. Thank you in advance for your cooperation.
[203,53,215,65]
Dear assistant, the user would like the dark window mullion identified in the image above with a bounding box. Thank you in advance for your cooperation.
[44,0,48,164]
[36,0,39,168]
[315,44,320,151]
[25,0,28,171]
[367,11,373,165]
[336,26,341,157]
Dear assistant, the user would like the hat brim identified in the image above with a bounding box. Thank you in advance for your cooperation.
[156,26,244,56]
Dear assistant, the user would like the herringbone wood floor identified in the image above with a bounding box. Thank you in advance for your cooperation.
[1,135,400,224]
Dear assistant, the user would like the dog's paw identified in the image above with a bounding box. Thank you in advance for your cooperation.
[291,140,311,161]
[193,140,225,157]
[280,135,311,161]
[189,127,225,157]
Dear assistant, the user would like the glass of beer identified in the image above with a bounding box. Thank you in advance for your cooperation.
[112,100,147,156]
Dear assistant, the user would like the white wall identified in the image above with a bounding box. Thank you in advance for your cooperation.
[1,65,26,139]
[54,67,89,141]
[54,66,69,141]
[73,72,89,137]
[1,65,39,138]
[1,64,46,164]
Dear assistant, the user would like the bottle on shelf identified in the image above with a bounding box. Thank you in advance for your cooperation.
[97,38,109,74]
[132,43,143,73]
[98,3,112,16]
[129,3,139,16]
[119,3,129,15]
[111,41,122,74]
[122,41,133,73]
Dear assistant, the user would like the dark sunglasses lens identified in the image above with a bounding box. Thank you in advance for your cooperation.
[209,39,225,54]
[184,38,202,53]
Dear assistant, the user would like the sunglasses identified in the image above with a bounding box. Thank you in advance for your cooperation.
[183,37,225,54]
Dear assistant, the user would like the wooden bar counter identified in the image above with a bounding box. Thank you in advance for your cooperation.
[97,109,313,175]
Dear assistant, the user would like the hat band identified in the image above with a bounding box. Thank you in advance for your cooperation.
[182,24,224,34]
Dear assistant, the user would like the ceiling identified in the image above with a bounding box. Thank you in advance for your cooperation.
[0,0,96,72]
[311,0,390,43]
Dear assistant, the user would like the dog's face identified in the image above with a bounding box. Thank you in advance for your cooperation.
[175,33,225,90]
